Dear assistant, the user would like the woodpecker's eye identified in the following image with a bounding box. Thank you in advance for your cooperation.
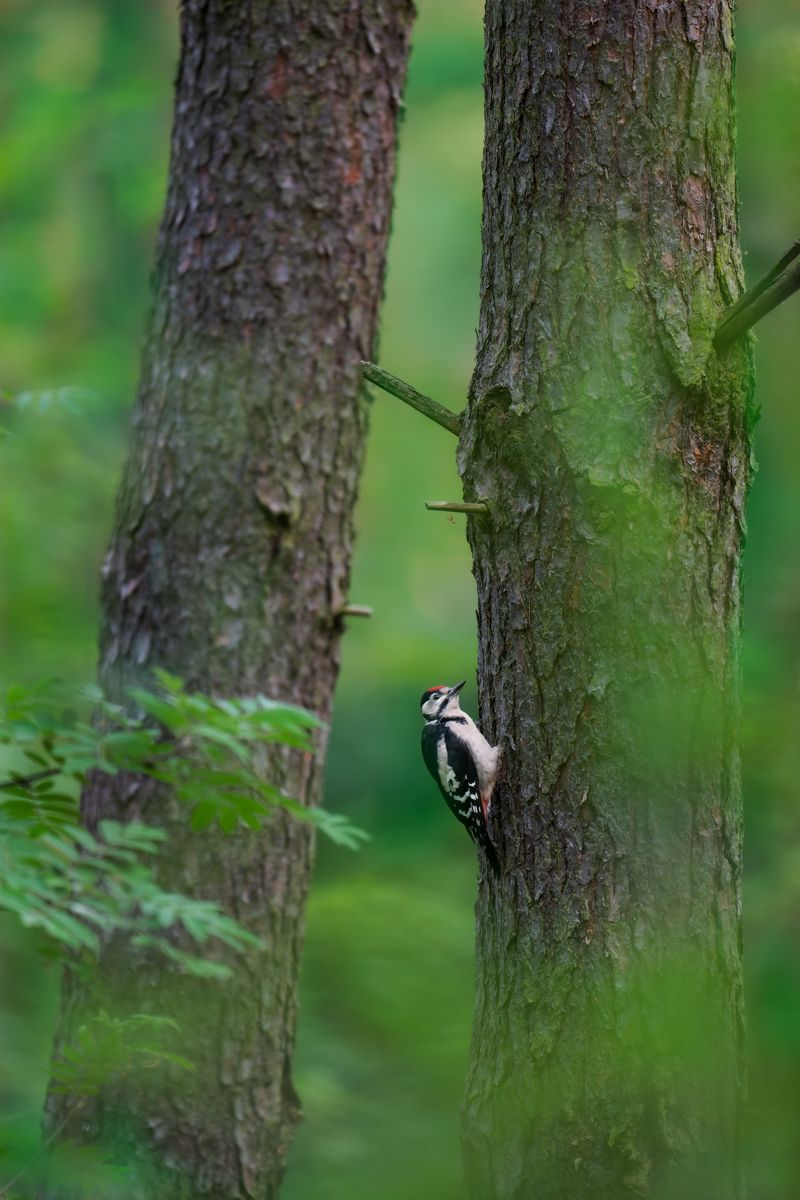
[421,686,449,711]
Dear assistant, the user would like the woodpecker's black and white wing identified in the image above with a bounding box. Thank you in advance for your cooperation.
[421,723,499,874]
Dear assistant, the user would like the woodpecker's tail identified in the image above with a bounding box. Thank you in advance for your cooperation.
[481,831,501,877]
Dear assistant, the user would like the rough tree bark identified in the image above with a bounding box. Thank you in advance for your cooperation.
[43,2,413,1197]
[459,2,752,1197]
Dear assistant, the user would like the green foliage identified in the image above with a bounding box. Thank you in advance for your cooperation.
[0,1139,130,1200]
[1,385,92,415]
[0,672,367,1195]
[0,1017,153,1198]
[0,386,93,442]
[0,671,364,975]
[49,1013,194,1097]
[127,669,366,847]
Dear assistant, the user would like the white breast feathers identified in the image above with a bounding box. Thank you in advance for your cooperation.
[450,710,499,809]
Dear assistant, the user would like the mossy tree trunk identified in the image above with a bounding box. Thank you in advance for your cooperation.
[459,2,752,1197]
[43,2,413,1197]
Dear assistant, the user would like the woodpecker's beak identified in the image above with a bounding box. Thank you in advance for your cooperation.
[449,680,466,696]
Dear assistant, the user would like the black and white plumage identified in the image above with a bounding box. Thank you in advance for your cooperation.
[420,681,500,875]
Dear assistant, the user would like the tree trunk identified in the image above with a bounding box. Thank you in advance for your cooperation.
[43,2,413,1196]
[459,2,752,1197]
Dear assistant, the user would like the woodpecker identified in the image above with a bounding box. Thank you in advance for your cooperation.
[420,681,500,875]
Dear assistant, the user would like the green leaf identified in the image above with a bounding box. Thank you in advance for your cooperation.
[191,725,250,762]
[151,668,184,695]
[190,802,218,832]
[217,807,238,834]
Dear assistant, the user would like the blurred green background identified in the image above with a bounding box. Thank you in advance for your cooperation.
[1,1,799,1196]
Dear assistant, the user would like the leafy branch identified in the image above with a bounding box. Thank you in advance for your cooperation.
[0,1014,192,1198]
[0,671,367,976]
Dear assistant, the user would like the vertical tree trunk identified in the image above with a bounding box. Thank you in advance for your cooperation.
[44,2,413,1197]
[460,3,752,1197]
